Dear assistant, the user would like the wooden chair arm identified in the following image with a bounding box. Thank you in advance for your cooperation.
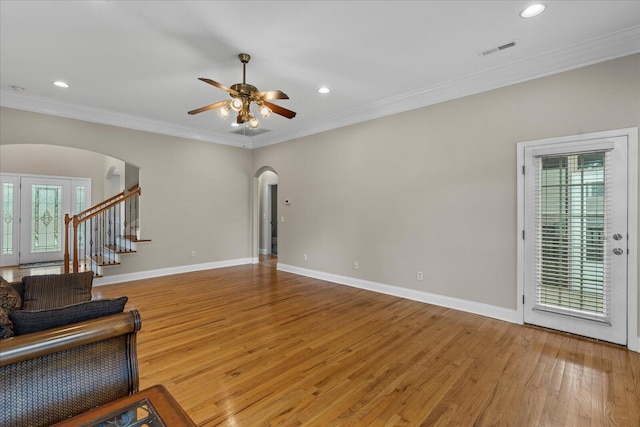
[0,309,141,367]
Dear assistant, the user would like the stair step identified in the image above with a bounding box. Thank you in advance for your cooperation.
[123,234,152,243]
[104,244,138,254]
[90,255,121,267]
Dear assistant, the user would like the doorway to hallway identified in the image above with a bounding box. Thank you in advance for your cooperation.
[257,169,278,260]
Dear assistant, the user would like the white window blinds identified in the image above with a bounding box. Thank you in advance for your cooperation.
[533,150,612,323]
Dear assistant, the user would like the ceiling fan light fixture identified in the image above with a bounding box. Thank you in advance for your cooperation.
[230,97,243,112]
[259,104,271,118]
[248,116,260,129]
[217,106,230,119]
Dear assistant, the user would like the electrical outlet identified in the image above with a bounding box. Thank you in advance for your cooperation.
[417,271,423,280]
[191,250,196,258]
[353,261,359,270]
[303,253,308,261]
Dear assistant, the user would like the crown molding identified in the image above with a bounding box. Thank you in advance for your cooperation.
[2,26,638,150]
[251,25,640,148]
[0,92,254,149]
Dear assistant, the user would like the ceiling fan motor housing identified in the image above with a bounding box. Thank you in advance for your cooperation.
[230,83,258,95]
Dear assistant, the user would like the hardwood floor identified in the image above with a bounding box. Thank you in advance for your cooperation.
[11,260,640,426]
[0,262,89,284]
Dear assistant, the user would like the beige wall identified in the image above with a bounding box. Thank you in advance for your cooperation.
[252,54,640,318]
[0,144,125,205]
[0,110,254,274]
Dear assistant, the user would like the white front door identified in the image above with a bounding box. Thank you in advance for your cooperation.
[522,135,629,345]
[19,177,72,264]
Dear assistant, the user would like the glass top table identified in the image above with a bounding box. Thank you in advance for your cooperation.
[51,385,195,427]
[79,397,165,427]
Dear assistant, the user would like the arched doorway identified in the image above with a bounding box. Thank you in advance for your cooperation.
[254,167,278,266]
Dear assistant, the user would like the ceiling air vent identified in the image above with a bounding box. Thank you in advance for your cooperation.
[230,127,271,137]
[479,41,516,57]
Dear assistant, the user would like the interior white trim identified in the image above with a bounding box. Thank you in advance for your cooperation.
[92,257,252,287]
[0,92,254,149]
[2,26,638,149]
[517,127,639,352]
[627,128,639,352]
[277,263,518,324]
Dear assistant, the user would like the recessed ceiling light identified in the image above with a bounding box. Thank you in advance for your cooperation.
[318,87,331,94]
[520,4,546,18]
[53,81,70,88]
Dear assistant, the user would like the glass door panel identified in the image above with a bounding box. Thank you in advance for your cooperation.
[0,175,19,266]
[20,177,71,264]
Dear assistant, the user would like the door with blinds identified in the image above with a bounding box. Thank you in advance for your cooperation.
[523,136,628,345]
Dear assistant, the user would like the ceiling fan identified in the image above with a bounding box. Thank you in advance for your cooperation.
[188,53,296,129]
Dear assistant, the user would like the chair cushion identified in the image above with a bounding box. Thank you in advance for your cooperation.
[10,296,128,335]
[22,271,93,310]
[0,277,22,314]
[0,307,14,338]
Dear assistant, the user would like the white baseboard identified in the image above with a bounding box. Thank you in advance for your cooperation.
[92,258,252,286]
[259,248,268,255]
[277,263,519,324]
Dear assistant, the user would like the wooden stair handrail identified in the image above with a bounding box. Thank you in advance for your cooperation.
[75,185,141,222]
[75,187,141,225]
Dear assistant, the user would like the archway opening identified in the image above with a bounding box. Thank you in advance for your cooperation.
[254,167,278,266]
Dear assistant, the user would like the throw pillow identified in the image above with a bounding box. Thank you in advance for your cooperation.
[0,277,21,313]
[10,296,128,335]
[22,271,93,310]
[0,306,14,339]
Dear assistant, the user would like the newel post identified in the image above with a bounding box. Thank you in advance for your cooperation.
[64,214,71,273]
[72,216,79,273]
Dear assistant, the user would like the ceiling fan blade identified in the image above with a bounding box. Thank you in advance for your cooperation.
[188,100,228,115]
[262,100,297,119]
[198,78,239,95]
[255,90,289,100]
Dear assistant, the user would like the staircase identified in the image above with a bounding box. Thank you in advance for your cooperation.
[64,184,150,276]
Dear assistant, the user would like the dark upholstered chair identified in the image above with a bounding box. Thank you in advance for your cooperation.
[0,309,142,427]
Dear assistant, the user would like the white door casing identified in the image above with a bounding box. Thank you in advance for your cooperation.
[0,174,91,266]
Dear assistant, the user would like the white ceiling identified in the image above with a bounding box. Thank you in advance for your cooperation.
[1,1,639,149]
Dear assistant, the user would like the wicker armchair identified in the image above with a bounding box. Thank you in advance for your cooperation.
[0,309,142,427]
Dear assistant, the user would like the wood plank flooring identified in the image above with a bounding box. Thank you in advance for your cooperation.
[30,261,640,425]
